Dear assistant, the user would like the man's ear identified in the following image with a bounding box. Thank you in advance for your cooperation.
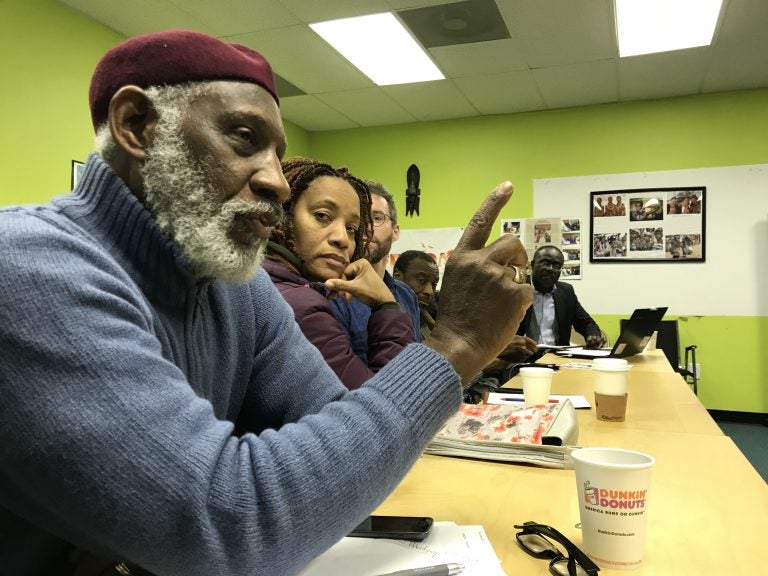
[108,86,158,161]
[392,269,402,280]
[391,223,400,243]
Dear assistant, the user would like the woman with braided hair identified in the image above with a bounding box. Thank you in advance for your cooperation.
[263,157,416,389]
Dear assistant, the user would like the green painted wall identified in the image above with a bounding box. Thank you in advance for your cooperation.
[0,0,121,205]
[284,121,310,161]
[306,90,768,232]
[305,91,768,414]
[594,315,767,413]
[1,0,765,413]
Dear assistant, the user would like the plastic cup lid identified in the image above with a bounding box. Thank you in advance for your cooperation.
[519,366,554,375]
[592,358,631,371]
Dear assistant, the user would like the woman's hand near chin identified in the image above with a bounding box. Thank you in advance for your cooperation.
[324,259,395,307]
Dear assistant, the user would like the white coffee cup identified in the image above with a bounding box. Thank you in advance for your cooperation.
[572,447,655,570]
[519,366,554,406]
[592,358,630,396]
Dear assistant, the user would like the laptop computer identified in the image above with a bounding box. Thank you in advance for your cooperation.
[555,307,668,359]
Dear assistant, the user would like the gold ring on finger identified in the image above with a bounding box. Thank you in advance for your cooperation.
[510,265,527,284]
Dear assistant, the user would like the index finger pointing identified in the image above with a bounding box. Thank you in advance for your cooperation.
[455,181,514,251]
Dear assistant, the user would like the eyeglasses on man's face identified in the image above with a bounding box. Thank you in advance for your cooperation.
[371,212,393,227]
[514,521,599,576]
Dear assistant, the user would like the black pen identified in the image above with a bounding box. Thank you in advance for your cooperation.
[536,363,560,370]
[375,562,464,576]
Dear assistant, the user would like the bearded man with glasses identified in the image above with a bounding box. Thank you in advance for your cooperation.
[517,246,605,348]
[331,181,422,363]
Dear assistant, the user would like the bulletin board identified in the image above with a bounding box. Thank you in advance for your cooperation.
[501,217,583,279]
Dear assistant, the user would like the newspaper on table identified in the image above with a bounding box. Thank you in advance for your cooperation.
[425,400,579,469]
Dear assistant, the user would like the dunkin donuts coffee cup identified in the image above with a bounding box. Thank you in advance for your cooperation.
[572,448,655,570]
[592,358,630,422]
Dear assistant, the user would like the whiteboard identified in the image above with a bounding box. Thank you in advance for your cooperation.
[534,164,768,316]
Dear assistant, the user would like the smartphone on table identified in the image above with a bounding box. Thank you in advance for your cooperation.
[348,515,434,542]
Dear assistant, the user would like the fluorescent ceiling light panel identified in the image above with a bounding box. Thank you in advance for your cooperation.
[310,12,444,85]
[615,0,723,57]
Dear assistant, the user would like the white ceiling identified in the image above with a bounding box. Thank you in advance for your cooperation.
[58,0,768,132]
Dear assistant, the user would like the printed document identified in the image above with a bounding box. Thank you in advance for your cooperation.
[298,522,505,576]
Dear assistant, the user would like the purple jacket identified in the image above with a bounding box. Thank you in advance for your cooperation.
[263,259,416,390]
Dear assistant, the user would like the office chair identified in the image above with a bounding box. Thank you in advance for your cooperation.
[620,319,698,395]
[682,344,698,395]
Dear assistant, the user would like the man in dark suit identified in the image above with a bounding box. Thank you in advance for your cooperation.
[518,246,605,348]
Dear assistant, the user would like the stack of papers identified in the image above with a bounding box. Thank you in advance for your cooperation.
[298,522,506,576]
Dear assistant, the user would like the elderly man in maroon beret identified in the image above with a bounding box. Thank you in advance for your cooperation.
[0,30,533,576]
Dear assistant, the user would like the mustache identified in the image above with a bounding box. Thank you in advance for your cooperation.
[226,197,285,227]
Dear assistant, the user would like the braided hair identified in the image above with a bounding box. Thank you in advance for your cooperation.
[275,157,373,262]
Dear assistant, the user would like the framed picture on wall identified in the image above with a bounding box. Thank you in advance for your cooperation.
[589,187,705,263]
[71,160,85,191]
[501,217,583,279]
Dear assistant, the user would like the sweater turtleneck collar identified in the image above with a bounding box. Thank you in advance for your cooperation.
[52,153,207,307]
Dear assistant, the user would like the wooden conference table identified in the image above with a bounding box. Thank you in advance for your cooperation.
[376,351,768,575]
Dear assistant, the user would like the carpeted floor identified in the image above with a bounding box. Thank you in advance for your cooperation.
[715,420,768,483]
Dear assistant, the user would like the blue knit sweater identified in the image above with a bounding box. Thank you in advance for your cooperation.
[0,155,462,576]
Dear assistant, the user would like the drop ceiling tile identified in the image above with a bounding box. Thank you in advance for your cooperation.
[499,0,616,68]
[713,0,768,45]
[58,0,207,37]
[275,75,306,97]
[278,0,392,23]
[702,0,768,93]
[166,0,299,36]
[533,59,617,109]
[279,95,359,131]
[453,70,546,115]
[430,38,529,77]
[619,50,710,101]
[229,25,373,93]
[703,37,768,92]
[387,0,452,9]
[316,88,417,127]
[383,80,478,121]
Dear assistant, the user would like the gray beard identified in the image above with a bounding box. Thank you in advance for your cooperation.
[140,120,271,283]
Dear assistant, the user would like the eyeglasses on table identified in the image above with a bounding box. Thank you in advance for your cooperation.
[514,521,600,576]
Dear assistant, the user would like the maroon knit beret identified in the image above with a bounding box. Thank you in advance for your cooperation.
[89,29,279,130]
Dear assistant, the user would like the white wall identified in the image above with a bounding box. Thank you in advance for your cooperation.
[533,164,768,316]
